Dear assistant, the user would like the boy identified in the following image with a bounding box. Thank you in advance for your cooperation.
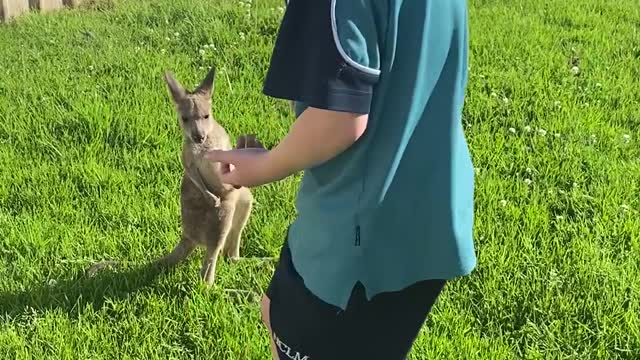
[205,0,476,358]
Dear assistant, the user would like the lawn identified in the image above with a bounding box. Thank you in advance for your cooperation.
[0,0,638,358]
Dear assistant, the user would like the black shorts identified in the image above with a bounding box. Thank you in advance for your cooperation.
[266,238,446,360]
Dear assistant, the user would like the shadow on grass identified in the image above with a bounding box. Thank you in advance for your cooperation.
[0,260,180,318]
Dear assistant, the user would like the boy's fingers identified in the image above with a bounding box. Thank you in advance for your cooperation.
[204,150,219,161]
[204,149,233,163]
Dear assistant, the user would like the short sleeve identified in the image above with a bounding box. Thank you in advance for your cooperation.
[262,0,385,115]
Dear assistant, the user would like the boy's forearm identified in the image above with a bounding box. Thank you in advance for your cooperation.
[264,107,368,180]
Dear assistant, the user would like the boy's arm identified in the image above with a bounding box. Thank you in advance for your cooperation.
[205,107,368,187]
[263,107,368,181]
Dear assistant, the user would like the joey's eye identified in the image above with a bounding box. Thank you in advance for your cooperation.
[204,114,210,119]
[182,116,188,122]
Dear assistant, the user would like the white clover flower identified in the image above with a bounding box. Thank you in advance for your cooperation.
[203,44,210,49]
[165,37,171,41]
[524,125,532,133]
[554,133,561,138]
[571,66,580,75]
[554,100,561,108]
[538,128,547,136]
[623,134,631,143]
[160,49,166,54]
[199,49,206,56]
[526,167,532,174]
[621,204,630,211]
[174,32,179,37]
[474,167,480,175]
[499,200,508,207]
[508,127,516,134]
[239,32,246,40]
[596,82,602,88]
[490,91,497,97]
[524,179,532,185]
[502,97,510,104]
[555,215,564,220]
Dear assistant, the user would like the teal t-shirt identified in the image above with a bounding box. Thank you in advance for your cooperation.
[262,0,476,310]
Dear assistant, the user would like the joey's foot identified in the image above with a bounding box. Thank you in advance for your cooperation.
[200,264,216,286]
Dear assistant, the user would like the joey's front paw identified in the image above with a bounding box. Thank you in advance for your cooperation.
[206,192,221,207]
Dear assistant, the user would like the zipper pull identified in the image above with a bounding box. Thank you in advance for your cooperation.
[355,225,361,246]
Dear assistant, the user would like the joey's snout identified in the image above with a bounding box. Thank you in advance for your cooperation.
[191,131,206,144]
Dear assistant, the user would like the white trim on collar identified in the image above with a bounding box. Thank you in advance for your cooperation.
[330,0,381,76]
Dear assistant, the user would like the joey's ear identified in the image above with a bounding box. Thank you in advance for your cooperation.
[195,66,216,97]
[163,71,186,102]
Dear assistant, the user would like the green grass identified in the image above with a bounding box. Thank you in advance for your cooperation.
[0,0,638,358]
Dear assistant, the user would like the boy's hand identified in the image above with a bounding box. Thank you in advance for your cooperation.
[205,134,274,188]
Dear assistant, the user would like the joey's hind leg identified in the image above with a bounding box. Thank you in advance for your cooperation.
[224,190,253,261]
[200,245,223,286]
[201,203,235,285]
[155,236,196,269]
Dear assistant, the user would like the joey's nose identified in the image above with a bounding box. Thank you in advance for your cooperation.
[192,133,205,143]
